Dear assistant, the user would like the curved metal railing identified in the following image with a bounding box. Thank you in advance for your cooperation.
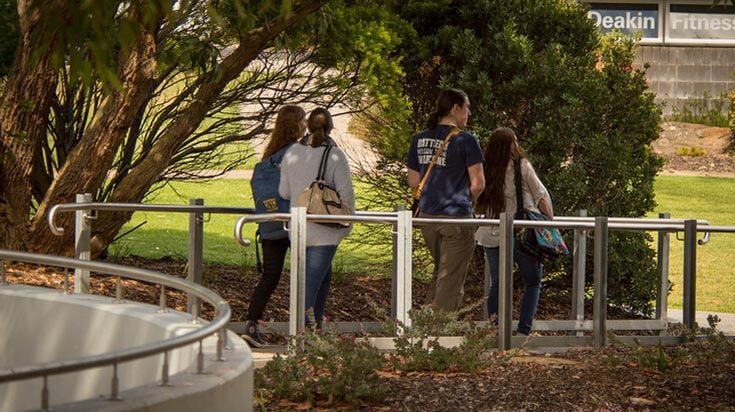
[0,250,231,407]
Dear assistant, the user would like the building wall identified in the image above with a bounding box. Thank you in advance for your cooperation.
[637,46,735,116]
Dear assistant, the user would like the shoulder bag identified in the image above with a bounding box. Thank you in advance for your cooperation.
[297,144,350,228]
[513,160,569,260]
[411,127,461,217]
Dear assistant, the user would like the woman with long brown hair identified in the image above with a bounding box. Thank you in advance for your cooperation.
[475,127,553,335]
[244,104,306,347]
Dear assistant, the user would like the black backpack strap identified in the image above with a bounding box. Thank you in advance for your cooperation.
[316,144,333,181]
[514,158,525,214]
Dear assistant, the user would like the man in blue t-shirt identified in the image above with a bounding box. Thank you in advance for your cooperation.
[407,88,485,312]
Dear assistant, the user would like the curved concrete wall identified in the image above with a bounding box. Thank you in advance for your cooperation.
[0,285,252,412]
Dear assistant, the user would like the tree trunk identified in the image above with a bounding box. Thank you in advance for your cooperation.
[0,0,61,250]
[27,7,161,255]
[87,0,325,256]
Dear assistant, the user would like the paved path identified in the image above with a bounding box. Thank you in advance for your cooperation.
[246,311,735,368]
[666,309,735,335]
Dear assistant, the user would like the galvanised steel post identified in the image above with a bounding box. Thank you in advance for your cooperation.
[683,219,697,330]
[187,198,204,315]
[571,209,587,335]
[498,212,514,351]
[289,207,307,336]
[395,210,413,330]
[391,207,400,320]
[656,212,671,322]
[74,193,93,293]
[593,216,609,348]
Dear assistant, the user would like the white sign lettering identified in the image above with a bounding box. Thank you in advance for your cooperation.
[589,11,656,31]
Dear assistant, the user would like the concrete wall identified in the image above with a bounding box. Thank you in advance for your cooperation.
[637,46,735,116]
[0,285,252,412]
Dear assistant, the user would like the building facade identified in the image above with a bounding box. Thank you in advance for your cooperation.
[587,0,735,115]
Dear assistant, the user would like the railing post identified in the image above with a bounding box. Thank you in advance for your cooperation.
[483,247,491,321]
[187,198,204,315]
[656,212,671,322]
[571,209,587,335]
[498,212,513,351]
[391,206,402,321]
[0,259,6,286]
[593,216,609,348]
[683,219,697,330]
[289,207,307,336]
[41,375,49,411]
[395,210,413,330]
[109,362,120,400]
[74,193,93,293]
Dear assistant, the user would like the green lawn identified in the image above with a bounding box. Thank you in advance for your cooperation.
[108,179,394,276]
[651,175,735,313]
[108,175,735,313]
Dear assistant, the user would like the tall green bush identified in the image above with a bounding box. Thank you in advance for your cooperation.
[361,0,663,314]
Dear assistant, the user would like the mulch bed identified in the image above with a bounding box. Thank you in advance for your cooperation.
[661,153,735,176]
[5,257,735,411]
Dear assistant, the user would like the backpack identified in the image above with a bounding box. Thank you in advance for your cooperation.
[251,145,291,240]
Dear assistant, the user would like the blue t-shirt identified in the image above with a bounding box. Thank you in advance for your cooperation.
[406,125,484,216]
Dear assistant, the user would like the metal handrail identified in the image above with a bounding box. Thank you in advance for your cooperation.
[49,203,395,236]
[0,250,231,384]
[233,212,717,247]
[49,202,714,241]
[48,202,257,236]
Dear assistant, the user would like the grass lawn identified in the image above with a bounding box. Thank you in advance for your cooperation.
[651,175,735,314]
[108,175,735,313]
[108,179,394,276]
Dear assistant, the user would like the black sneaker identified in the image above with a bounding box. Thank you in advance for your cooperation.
[243,320,267,348]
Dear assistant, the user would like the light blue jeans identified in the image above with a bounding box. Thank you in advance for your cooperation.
[305,245,338,327]
[484,246,543,335]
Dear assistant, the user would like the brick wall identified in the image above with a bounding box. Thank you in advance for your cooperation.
[636,46,735,116]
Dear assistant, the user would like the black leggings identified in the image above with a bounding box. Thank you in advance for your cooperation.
[246,237,290,322]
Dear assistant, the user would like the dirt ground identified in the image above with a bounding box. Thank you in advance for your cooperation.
[6,122,734,411]
[655,121,734,177]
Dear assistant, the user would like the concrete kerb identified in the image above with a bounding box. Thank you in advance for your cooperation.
[246,312,735,368]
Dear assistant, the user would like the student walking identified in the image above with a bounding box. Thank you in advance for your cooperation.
[244,105,306,347]
[475,127,554,335]
[279,108,355,328]
[406,88,485,311]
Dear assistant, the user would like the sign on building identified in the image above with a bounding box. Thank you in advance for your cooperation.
[587,1,735,45]
[588,3,661,40]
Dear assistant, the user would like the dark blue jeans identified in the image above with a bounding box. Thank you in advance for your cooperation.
[484,246,543,335]
[305,245,338,327]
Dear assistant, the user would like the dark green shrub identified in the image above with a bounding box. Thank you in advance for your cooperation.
[361,0,663,315]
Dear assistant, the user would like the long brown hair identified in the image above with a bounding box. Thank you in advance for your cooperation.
[426,88,468,129]
[262,105,306,159]
[476,127,527,218]
[306,107,334,147]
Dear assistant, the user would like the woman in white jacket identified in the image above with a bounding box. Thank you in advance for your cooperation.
[278,108,355,328]
[475,127,553,335]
